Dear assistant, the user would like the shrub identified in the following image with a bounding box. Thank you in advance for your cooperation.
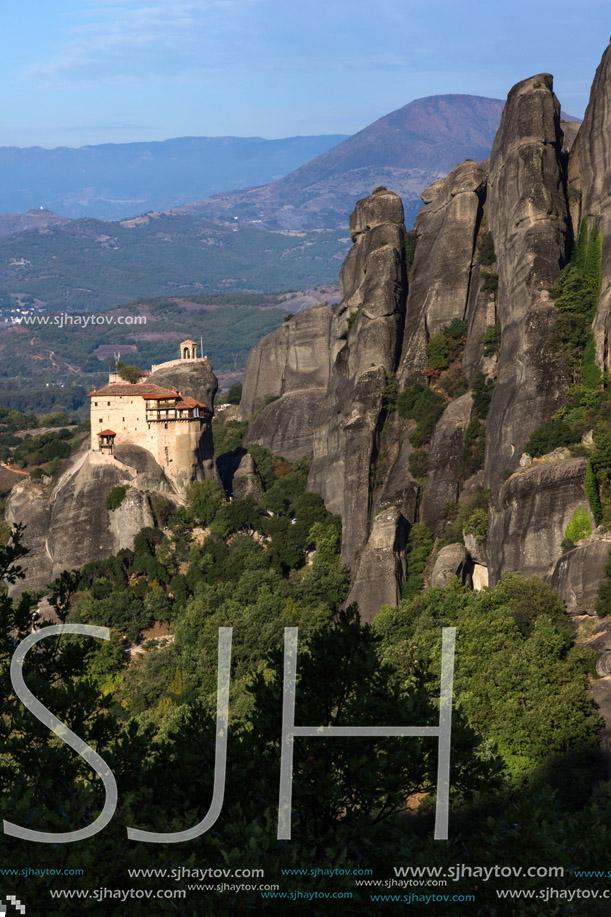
[564,506,592,545]
[186,478,226,525]
[472,372,495,419]
[479,230,496,266]
[115,360,142,384]
[426,333,450,371]
[440,367,468,399]
[463,507,489,543]
[346,310,359,334]
[585,459,603,525]
[460,418,486,479]
[596,551,611,617]
[523,418,580,458]
[212,419,248,457]
[397,383,445,446]
[481,324,501,357]
[106,485,128,511]
[225,383,243,404]
[480,270,499,295]
[550,218,602,378]
[408,449,428,480]
[402,523,434,598]
[404,231,417,273]
[210,496,261,538]
[439,490,490,548]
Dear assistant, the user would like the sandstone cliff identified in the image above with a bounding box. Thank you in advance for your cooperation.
[6,448,158,593]
[483,74,570,494]
[235,49,611,620]
[569,43,611,373]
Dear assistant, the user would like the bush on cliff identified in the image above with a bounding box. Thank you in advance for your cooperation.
[397,383,445,447]
[106,484,128,511]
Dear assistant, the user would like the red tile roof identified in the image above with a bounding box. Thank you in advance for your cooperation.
[176,396,209,409]
[97,429,116,436]
[88,383,178,398]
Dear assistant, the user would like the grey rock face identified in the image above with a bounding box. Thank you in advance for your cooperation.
[348,188,405,241]
[421,393,473,534]
[397,160,487,388]
[148,358,218,410]
[114,444,172,491]
[429,544,470,588]
[549,532,611,615]
[7,451,157,594]
[308,191,408,586]
[237,303,334,421]
[487,458,591,585]
[344,508,407,623]
[484,74,570,494]
[244,389,323,461]
[570,42,611,373]
[232,452,262,501]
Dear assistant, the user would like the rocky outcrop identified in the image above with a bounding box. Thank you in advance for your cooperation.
[6,449,158,593]
[308,190,408,585]
[549,531,611,615]
[569,41,611,372]
[429,544,470,588]
[487,457,592,585]
[148,358,218,409]
[238,303,334,458]
[397,160,487,388]
[238,303,333,417]
[244,390,323,462]
[421,393,473,534]
[484,74,570,494]
[344,508,407,623]
[232,452,262,501]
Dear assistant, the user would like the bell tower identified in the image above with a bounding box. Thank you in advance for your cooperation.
[180,339,197,360]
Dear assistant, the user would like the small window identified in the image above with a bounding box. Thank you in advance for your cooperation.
[94,401,98,406]
[99,418,103,423]
[107,401,110,405]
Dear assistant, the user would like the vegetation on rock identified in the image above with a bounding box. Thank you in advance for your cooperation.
[105,484,128,511]
[562,505,592,552]
[551,217,602,382]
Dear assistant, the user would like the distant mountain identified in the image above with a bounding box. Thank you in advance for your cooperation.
[0,207,70,239]
[176,95,579,229]
[0,134,348,220]
[0,95,580,311]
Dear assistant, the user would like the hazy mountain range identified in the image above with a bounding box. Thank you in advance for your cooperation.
[0,95,579,311]
[0,135,348,221]
[178,94,509,230]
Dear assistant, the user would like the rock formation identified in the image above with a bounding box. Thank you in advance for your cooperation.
[569,42,611,372]
[235,47,611,620]
[487,457,592,584]
[13,41,611,623]
[7,448,157,593]
[483,74,570,494]
[550,531,611,615]
[8,360,218,594]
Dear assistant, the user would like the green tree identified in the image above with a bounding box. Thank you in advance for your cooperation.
[186,478,226,525]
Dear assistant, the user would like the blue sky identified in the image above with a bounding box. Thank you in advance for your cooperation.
[2,0,608,147]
